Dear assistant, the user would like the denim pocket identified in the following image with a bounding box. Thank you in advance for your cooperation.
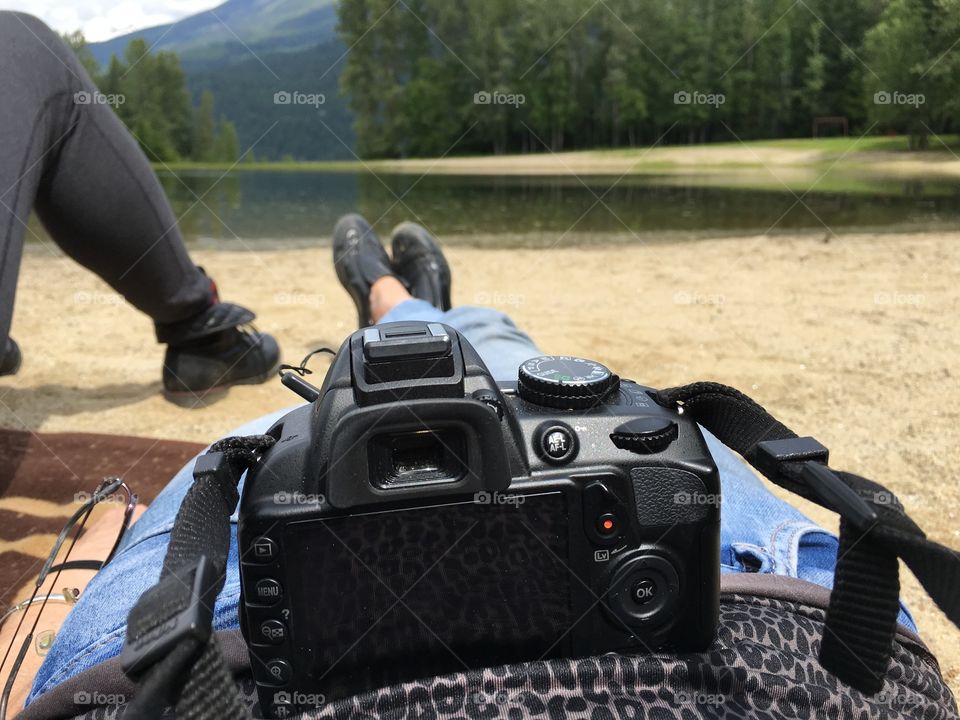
[730,542,778,573]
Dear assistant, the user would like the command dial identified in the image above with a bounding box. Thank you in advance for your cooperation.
[518,355,619,409]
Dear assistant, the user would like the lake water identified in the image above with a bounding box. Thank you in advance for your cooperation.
[145,170,960,246]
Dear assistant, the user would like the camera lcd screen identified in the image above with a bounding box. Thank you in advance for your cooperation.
[283,491,572,699]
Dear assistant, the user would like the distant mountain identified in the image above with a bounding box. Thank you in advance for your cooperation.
[87,0,338,70]
[87,0,354,160]
[187,39,355,160]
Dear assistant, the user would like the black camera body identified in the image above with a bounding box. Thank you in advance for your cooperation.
[238,322,720,718]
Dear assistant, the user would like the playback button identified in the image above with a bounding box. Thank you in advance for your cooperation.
[251,537,278,562]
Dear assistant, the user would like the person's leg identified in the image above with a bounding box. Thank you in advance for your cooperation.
[333,213,542,381]
[0,13,209,334]
[25,407,296,704]
[0,13,279,394]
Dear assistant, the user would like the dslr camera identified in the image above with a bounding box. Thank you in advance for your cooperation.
[238,322,720,718]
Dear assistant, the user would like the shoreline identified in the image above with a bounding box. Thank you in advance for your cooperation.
[153,136,960,183]
[25,226,960,254]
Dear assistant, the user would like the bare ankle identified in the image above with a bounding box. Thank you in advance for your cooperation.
[369,276,412,323]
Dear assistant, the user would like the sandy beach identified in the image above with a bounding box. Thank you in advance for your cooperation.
[246,141,960,180]
[2,230,958,694]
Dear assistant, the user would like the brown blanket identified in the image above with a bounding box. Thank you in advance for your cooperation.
[0,430,203,608]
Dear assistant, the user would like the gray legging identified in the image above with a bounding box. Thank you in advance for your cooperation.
[0,12,211,348]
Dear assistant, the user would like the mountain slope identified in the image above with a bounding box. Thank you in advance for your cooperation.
[186,39,355,160]
[86,0,353,159]
[87,0,338,70]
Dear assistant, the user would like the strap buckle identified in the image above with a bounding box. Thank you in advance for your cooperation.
[193,450,231,483]
[755,436,829,477]
[755,437,878,530]
[120,555,218,676]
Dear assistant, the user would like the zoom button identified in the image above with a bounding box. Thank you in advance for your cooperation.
[260,619,287,645]
[263,659,292,686]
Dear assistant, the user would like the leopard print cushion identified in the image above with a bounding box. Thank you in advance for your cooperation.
[61,594,960,719]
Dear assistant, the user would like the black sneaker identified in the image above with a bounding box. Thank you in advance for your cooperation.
[390,222,451,311]
[332,214,396,327]
[0,337,21,376]
[158,302,280,406]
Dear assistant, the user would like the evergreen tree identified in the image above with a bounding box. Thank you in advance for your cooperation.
[193,90,218,162]
[337,0,943,158]
[214,116,240,162]
[66,36,238,162]
[864,0,949,148]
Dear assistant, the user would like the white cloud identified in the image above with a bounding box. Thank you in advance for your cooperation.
[0,0,223,41]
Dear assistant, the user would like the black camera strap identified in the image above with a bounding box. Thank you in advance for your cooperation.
[117,384,959,718]
[652,382,960,693]
[120,435,275,720]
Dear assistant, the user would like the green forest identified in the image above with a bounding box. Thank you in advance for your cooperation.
[338,0,960,158]
[67,33,240,163]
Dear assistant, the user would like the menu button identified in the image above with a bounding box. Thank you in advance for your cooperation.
[255,578,283,605]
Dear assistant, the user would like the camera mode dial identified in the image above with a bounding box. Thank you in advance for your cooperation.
[518,356,619,409]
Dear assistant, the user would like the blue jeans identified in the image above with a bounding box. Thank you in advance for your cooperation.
[27,301,916,704]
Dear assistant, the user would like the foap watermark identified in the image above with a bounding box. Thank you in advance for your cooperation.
[873,90,924,108]
[474,290,525,307]
[474,90,525,108]
[467,690,529,708]
[74,490,127,505]
[474,490,525,506]
[74,691,126,705]
[274,90,326,108]
[674,491,721,507]
[274,491,326,505]
[274,291,325,308]
[674,90,725,108]
[675,691,726,707]
[74,90,125,107]
[73,290,123,306]
[273,690,326,712]
[870,490,901,508]
[673,290,725,306]
[874,290,925,307]
[875,691,927,711]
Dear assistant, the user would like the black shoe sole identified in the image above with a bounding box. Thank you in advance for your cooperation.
[162,357,282,408]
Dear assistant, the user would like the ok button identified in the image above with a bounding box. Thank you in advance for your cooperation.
[631,577,658,605]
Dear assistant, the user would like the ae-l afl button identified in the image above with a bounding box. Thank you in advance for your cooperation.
[535,422,579,465]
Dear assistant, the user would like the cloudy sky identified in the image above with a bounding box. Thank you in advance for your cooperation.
[0,1,222,41]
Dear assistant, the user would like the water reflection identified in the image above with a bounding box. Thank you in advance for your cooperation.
[65,170,960,247]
